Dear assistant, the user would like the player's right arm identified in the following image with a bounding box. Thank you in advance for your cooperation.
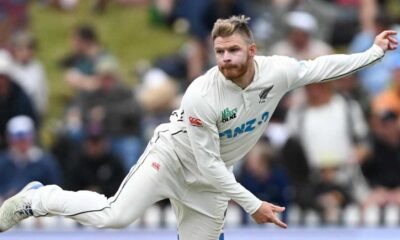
[281,30,397,91]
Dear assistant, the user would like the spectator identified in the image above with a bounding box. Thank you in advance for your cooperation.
[0,116,61,202]
[69,57,143,171]
[372,59,400,117]
[237,139,291,225]
[286,82,370,169]
[0,55,37,150]
[60,24,115,92]
[173,0,249,81]
[332,75,371,112]
[312,162,354,224]
[269,11,334,132]
[269,11,333,60]
[362,110,400,209]
[65,126,126,197]
[10,31,48,117]
[285,81,370,223]
[349,11,399,97]
[137,68,179,140]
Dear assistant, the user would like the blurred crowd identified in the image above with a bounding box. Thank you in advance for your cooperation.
[1,0,400,227]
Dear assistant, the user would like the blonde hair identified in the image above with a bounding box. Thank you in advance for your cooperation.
[211,15,254,44]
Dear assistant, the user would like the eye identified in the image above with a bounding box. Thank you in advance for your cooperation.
[229,48,239,53]
[216,50,224,54]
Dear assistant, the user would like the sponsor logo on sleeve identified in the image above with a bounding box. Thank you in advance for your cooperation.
[152,162,160,171]
[189,116,203,127]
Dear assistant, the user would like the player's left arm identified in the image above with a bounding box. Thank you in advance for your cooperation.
[286,30,398,90]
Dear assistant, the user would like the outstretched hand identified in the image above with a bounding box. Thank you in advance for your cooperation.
[251,202,288,228]
[374,30,398,52]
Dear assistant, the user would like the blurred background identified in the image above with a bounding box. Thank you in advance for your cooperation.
[1,0,400,239]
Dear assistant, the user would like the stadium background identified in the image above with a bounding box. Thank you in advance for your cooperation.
[1,0,400,239]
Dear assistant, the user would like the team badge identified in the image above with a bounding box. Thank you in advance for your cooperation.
[259,85,274,103]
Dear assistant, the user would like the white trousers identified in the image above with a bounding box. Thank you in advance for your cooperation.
[31,129,228,240]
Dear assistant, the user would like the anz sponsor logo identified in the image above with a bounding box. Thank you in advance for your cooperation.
[219,111,270,139]
[221,107,237,123]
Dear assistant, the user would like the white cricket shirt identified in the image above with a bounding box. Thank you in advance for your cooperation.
[168,45,384,214]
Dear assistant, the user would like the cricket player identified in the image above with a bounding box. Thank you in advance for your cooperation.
[0,15,397,240]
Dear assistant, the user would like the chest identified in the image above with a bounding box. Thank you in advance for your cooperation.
[216,86,279,139]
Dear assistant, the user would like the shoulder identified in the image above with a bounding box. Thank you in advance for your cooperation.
[335,94,358,107]
[184,67,219,104]
[188,67,219,94]
[182,69,220,119]
[334,95,363,115]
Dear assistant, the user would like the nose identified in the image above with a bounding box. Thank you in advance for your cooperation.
[223,52,231,63]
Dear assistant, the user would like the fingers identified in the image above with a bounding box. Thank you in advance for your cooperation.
[389,44,398,51]
[388,36,398,50]
[269,204,288,228]
[379,30,397,38]
[271,204,285,213]
[388,36,398,44]
[271,215,288,229]
[375,30,398,52]
[252,202,288,227]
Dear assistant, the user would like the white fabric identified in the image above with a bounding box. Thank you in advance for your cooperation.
[30,44,383,232]
[0,50,14,77]
[12,60,48,114]
[31,127,227,239]
[286,95,368,168]
[169,44,383,214]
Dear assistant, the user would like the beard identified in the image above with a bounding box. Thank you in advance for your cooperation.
[219,55,250,80]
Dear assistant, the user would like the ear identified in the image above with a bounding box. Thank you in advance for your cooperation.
[249,43,257,57]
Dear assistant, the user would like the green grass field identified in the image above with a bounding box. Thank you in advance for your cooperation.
[29,1,186,144]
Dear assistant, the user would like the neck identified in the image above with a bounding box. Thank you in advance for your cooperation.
[231,61,255,89]
[308,92,332,106]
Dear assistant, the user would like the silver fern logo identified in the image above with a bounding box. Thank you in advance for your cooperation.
[259,85,273,103]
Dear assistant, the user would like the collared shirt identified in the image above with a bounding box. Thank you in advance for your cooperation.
[168,44,384,214]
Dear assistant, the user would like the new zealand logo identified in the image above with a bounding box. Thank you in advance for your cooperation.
[259,85,274,103]
[221,107,238,123]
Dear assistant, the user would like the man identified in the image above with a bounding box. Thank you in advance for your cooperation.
[72,56,143,171]
[0,54,37,150]
[269,11,333,60]
[64,125,126,198]
[61,24,115,92]
[11,31,48,117]
[285,81,370,223]
[0,15,397,239]
[0,116,61,201]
